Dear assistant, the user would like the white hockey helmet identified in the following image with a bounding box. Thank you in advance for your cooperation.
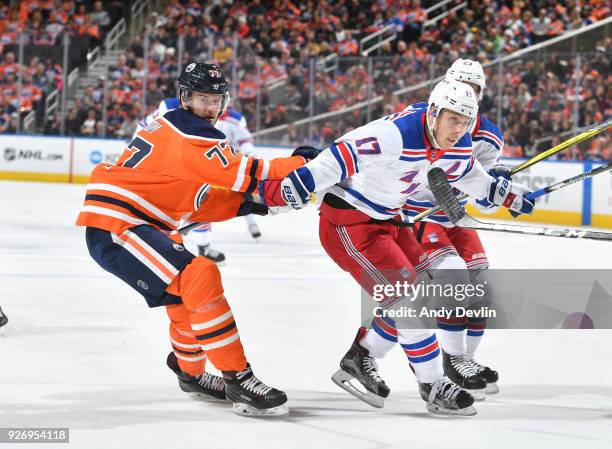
[445,58,486,101]
[426,79,479,148]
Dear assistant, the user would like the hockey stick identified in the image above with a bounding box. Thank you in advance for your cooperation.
[428,167,612,242]
[412,119,612,222]
[525,161,612,201]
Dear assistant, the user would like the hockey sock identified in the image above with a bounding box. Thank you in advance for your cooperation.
[166,303,207,376]
[244,214,257,227]
[168,257,247,372]
[436,317,467,355]
[398,330,443,383]
[191,223,212,247]
[360,316,398,358]
[465,319,486,357]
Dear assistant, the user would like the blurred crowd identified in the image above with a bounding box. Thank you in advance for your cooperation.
[0,0,126,133]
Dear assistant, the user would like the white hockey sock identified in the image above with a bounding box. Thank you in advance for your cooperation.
[397,329,443,384]
[244,214,257,227]
[360,327,396,359]
[191,224,212,247]
[465,328,484,357]
[436,328,467,356]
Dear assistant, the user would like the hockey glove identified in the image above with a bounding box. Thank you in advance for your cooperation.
[292,145,322,162]
[488,164,512,180]
[258,171,311,213]
[485,176,535,217]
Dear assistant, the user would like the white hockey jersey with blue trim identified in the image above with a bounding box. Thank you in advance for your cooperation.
[401,104,505,226]
[293,109,494,221]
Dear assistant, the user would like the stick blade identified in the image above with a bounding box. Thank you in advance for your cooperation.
[427,168,467,225]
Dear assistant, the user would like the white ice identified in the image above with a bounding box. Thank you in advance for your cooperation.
[1,180,611,449]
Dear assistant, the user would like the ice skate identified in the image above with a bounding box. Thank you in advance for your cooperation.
[419,376,477,416]
[466,356,499,394]
[331,327,390,408]
[166,352,226,400]
[442,350,486,400]
[223,364,288,417]
[248,222,261,240]
[198,245,226,265]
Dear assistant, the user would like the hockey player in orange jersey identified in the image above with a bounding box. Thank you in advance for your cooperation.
[76,62,313,417]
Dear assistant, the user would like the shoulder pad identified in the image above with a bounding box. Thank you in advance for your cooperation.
[390,109,426,149]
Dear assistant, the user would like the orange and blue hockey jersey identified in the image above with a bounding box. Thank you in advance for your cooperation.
[76,108,304,234]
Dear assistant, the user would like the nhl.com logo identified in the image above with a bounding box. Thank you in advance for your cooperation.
[4,147,16,162]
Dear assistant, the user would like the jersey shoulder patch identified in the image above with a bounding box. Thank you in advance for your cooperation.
[162,109,226,140]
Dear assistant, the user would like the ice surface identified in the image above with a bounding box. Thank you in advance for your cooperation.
[1,180,611,449]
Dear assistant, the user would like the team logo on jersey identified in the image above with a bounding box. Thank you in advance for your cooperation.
[173,243,185,252]
[137,280,149,290]
[186,63,196,72]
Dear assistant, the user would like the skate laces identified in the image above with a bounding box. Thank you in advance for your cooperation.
[237,367,272,396]
[430,376,462,402]
[465,357,486,374]
[450,354,480,377]
[363,356,383,383]
[198,372,225,391]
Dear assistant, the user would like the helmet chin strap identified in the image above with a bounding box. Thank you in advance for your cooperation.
[426,105,443,149]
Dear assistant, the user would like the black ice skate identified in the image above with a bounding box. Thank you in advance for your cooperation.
[166,352,226,400]
[0,306,7,329]
[248,222,261,240]
[223,364,288,417]
[442,350,486,400]
[466,356,499,394]
[419,376,477,416]
[331,327,390,408]
[198,245,226,265]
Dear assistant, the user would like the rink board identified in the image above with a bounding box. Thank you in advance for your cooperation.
[0,134,609,227]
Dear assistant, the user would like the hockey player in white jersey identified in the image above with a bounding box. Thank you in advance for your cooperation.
[357,59,508,402]
[259,79,535,415]
[134,98,261,264]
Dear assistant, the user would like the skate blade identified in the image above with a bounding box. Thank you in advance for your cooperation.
[331,369,384,408]
[232,402,289,418]
[485,382,499,394]
[426,403,477,416]
[471,388,486,401]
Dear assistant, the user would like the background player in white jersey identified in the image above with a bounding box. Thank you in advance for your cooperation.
[359,59,508,402]
[259,79,535,415]
[134,97,261,264]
